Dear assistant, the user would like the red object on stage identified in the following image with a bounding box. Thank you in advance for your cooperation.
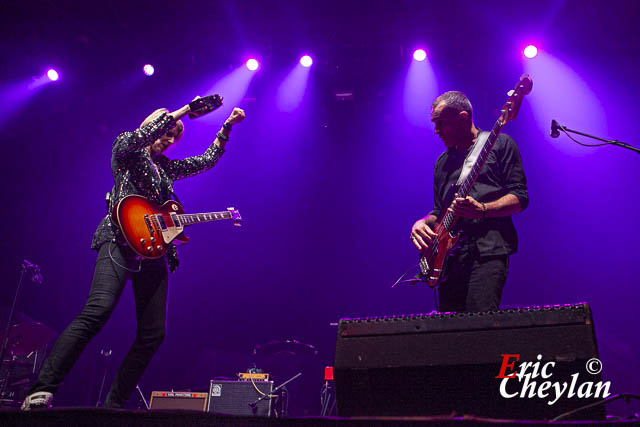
[324,366,334,381]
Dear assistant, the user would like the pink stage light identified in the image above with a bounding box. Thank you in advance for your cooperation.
[524,45,538,59]
[246,59,259,71]
[300,55,313,67]
[143,64,155,76]
[47,69,59,81]
[413,49,427,61]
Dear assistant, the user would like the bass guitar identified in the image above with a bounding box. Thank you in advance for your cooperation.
[418,74,533,287]
[112,194,242,259]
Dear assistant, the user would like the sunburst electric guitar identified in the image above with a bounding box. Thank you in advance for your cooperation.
[112,194,242,259]
[418,74,533,287]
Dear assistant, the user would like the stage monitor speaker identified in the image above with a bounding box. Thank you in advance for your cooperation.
[334,303,606,420]
[207,380,273,417]
[149,391,208,411]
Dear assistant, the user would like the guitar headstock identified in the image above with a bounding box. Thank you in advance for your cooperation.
[227,207,242,227]
[499,74,533,125]
[188,94,224,119]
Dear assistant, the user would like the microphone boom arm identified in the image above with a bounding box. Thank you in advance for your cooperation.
[551,120,640,155]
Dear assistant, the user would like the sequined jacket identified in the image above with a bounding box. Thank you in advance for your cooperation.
[91,112,225,270]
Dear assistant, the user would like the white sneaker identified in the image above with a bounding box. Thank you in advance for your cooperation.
[20,391,53,410]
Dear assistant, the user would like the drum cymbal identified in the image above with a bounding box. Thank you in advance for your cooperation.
[1,322,56,357]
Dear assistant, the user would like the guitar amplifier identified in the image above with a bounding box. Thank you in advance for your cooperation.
[149,391,208,411]
[207,380,274,416]
[334,303,605,420]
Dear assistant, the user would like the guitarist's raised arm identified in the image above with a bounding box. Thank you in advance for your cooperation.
[112,110,181,158]
[159,107,246,181]
[112,99,217,159]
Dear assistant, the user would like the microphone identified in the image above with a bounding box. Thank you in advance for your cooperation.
[23,259,43,284]
[550,120,560,138]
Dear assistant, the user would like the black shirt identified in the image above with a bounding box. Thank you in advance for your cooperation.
[430,133,529,256]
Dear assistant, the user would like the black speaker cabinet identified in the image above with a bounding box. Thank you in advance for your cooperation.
[207,380,274,416]
[334,303,606,420]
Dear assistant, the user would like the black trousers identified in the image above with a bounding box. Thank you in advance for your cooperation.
[28,242,168,407]
[437,242,509,312]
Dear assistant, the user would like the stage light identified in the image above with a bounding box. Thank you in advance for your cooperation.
[413,49,427,62]
[47,69,59,81]
[246,59,259,71]
[300,55,313,67]
[524,45,538,59]
[143,64,155,76]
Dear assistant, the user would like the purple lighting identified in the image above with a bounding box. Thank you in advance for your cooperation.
[277,62,311,112]
[246,59,259,71]
[143,64,155,76]
[524,52,607,156]
[524,45,538,59]
[403,55,438,127]
[47,69,59,81]
[413,49,427,61]
[300,55,313,67]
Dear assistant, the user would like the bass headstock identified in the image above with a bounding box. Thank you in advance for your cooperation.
[500,74,533,125]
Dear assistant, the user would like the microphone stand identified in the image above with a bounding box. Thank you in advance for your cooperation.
[248,372,301,414]
[553,121,640,155]
[136,384,150,410]
[0,260,42,401]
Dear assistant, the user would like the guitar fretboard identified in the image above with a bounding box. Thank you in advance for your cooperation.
[440,118,505,231]
[178,211,232,225]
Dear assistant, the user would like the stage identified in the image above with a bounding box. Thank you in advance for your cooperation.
[1,408,637,427]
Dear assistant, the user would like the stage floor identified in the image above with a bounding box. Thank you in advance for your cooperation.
[1,408,636,427]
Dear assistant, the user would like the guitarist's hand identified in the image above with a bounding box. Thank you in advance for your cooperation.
[186,96,212,118]
[411,217,437,250]
[449,194,485,219]
[225,107,246,126]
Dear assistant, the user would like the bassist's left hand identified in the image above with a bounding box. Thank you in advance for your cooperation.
[448,194,485,219]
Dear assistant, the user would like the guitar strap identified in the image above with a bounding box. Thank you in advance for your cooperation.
[455,131,490,187]
[170,190,182,204]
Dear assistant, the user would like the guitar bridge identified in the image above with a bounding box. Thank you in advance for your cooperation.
[419,257,430,276]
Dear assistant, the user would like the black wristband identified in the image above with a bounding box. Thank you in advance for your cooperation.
[222,122,233,131]
[481,203,487,218]
[216,131,229,142]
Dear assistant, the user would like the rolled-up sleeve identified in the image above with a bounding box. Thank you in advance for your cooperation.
[499,135,529,211]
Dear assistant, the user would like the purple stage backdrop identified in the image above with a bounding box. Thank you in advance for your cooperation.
[0,0,638,417]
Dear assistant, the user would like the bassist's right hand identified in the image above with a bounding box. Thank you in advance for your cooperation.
[410,216,437,250]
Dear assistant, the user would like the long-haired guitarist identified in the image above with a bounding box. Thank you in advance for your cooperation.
[21,99,245,410]
[410,91,528,313]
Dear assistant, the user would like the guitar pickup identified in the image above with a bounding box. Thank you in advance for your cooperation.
[170,212,182,228]
[144,214,154,236]
[156,215,168,231]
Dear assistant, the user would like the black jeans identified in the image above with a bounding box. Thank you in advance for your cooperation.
[437,242,509,312]
[28,242,168,407]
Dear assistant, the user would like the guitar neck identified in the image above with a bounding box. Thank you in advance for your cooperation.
[439,118,505,231]
[178,211,234,226]
[457,118,505,199]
